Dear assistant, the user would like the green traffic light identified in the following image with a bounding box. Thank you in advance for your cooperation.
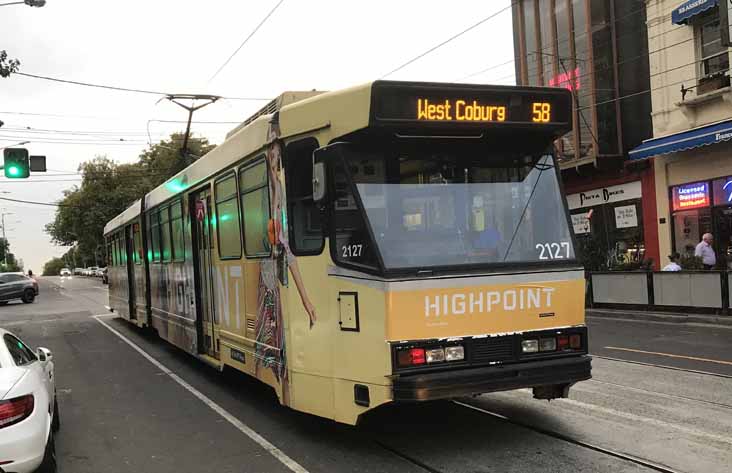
[7,166,20,177]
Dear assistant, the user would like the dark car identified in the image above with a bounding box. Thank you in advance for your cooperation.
[0,273,39,304]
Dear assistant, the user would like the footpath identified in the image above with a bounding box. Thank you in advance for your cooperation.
[587,308,732,327]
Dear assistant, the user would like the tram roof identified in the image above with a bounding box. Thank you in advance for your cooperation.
[104,199,141,235]
[143,82,373,209]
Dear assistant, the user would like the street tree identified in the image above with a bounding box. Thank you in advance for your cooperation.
[42,257,65,276]
[138,132,215,189]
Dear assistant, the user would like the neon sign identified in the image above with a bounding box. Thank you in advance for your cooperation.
[549,67,581,91]
[672,182,710,211]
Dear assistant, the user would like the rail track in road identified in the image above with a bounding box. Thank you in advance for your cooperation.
[593,354,732,379]
[451,400,684,473]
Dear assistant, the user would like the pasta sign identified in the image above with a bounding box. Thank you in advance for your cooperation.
[672,182,710,211]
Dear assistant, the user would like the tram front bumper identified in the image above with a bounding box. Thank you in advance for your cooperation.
[392,355,591,402]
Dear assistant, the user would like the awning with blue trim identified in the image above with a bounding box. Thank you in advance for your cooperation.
[629,119,732,160]
[672,0,718,25]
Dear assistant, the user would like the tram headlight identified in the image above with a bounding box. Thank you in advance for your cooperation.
[445,346,465,362]
[426,348,446,363]
[521,339,539,353]
[539,338,556,352]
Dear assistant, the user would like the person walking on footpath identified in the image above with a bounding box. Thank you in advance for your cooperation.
[695,233,716,269]
[662,252,682,271]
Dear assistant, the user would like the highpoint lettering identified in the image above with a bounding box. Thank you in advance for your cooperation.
[424,287,555,318]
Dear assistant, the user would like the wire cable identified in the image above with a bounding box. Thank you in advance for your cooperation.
[208,0,286,83]
[380,1,516,79]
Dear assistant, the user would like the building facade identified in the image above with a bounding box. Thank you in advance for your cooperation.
[512,0,659,269]
[630,0,732,269]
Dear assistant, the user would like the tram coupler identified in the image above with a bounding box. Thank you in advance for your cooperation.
[532,383,571,400]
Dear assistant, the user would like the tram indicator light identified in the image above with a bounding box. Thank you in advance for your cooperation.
[557,335,569,350]
[397,348,426,367]
[539,338,557,352]
[521,340,539,353]
[445,346,465,362]
[425,348,445,363]
[569,334,582,349]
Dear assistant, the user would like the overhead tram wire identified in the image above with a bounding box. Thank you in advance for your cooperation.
[207,0,286,84]
[380,1,517,79]
[13,72,272,101]
[0,111,243,125]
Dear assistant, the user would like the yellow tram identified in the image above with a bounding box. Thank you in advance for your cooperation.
[104,81,591,425]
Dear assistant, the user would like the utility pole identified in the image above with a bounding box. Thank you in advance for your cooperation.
[165,94,220,166]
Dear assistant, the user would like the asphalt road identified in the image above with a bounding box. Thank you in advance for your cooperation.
[2,276,731,473]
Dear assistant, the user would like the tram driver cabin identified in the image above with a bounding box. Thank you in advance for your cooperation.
[104,80,591,425]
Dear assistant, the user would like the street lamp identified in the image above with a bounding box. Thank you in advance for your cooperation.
[0,1,46,7]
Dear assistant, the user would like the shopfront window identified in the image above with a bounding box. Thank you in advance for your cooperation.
[568,182,645,270]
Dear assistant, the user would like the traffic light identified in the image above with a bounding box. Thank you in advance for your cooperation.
[3,148,30,178]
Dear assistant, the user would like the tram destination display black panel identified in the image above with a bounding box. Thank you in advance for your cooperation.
[370,81,572,128]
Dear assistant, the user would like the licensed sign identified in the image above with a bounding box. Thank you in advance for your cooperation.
[672,181,710,211]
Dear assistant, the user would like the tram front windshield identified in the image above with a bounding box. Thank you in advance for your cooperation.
[332,141,576,272]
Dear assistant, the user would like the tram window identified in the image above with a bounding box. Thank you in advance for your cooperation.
[160,206,172,262]
[149,210,161,262]
[285,139,324,255]
[133,225,141,265]
[171,200,185,261]
[215,174,242,259]
[332,160,380,270]
[240,159,270,257]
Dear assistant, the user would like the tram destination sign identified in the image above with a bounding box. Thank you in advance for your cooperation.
[371,81,572,127]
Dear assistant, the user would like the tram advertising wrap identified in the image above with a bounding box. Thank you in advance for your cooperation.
[104,80,590,426]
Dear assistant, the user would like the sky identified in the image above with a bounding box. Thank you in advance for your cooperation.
[0,0,515,272]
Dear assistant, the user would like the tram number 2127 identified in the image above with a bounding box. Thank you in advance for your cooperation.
[342,244,364,258]
[536,242,571,260]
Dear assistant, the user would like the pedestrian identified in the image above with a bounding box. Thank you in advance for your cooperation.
[662,252,682,271]
[694,233,716,270]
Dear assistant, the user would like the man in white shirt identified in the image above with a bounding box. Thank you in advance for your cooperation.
[662,252,682,271]
[694,233,716,269]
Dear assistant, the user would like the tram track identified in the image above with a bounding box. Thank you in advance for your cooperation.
[585,378,732,411]
[451,400,684,473]
[593,354,732,379]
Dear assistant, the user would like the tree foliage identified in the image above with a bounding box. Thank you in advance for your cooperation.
[0,50,20,78]
[45,133,215,265]
[0,237,23,272]
[43,257,66,276]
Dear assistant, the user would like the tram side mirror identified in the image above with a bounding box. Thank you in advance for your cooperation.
[313,161,327,204]
[312,147,332,205]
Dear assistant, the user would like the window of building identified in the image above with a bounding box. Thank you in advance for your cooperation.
[215,173,242,259]
[696,10,730,90]
[285,139,324,255]
[171,201,185,261]
[240,158,270,257]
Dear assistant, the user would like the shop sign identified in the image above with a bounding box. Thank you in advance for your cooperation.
[571,213,590,234]
[712,177,732,206]
[672,181,710,211]
[614,205,638,229]
[566,181,642,210]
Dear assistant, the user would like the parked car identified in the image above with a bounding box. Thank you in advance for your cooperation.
[101,267,108,285]
[73,268,83,276]
[0,328,59,472]
[0,273,38,305]
[59,268,71,277]
[93,268,105,278]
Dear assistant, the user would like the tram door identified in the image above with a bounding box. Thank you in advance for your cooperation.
[125,224,136,320]
[191,189,218,358]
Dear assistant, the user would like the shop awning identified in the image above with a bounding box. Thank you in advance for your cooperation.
[672,0,718,25]
[629,119,732,160]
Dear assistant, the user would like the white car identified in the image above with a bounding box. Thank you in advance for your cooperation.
[0,328,59,472]
[58,269,70,277]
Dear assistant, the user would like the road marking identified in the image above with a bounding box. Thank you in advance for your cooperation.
[604,346,732,366]
[592,355,732,379]
[92,315,309,473]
